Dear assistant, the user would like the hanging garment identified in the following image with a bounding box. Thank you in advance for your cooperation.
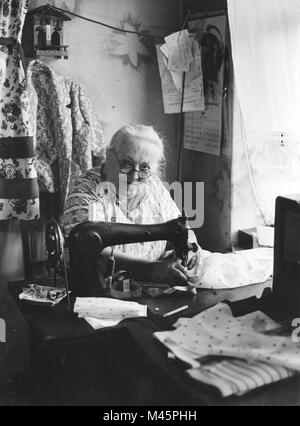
[27,60,105,217]
[0,0,39,220]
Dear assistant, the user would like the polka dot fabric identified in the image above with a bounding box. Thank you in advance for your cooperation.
[191,248,273,289]
[74,297,147,320]
[168,303,300,372]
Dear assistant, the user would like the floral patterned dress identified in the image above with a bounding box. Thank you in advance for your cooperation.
[27,60,105,217]
[0,0,39,220]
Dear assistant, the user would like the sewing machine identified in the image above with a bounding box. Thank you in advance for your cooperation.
[46,194,300,319]
[67,214,197,297]
[21,195,300,405]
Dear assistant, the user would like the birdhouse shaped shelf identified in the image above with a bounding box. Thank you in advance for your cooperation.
[28,4,71,59]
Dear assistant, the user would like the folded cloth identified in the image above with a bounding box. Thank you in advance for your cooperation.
[83,317,121,329]
[154,303,299,397]
[155,303,300,370]
[74,298,147,329]
[172,303,300,371]
[188,247,273,289]
[187,358,294,397]
[155,333,295,398]
[155,330,203,369]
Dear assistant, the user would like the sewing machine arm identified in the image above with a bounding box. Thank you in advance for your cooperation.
[68,217,193,296]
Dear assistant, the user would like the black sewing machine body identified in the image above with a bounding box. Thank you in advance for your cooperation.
[271,195,300,321]
[68,216,191,297]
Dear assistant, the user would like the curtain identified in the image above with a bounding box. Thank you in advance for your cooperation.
[228,0,300,224]
[0,0,39,221]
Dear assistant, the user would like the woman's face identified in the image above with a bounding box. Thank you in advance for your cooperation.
[107,137,162,195]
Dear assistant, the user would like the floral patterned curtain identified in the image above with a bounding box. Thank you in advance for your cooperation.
[0,0,39,220]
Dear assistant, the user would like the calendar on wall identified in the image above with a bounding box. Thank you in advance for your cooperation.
[184,113,222,155]
[184,14,226,156]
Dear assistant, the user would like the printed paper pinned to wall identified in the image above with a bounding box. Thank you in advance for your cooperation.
[184,14,226,156]
[156,37,205,114]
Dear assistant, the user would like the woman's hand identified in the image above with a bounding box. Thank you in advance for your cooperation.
[149,259,191,285]
[186,243,201,270]
[185,247,202,285]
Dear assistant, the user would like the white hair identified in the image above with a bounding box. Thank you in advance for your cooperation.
[108,124,166,179]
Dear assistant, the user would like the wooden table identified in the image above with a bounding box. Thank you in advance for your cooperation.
[6,279,300,406]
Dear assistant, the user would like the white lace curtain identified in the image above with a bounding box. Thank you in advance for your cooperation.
[228,0,300,224]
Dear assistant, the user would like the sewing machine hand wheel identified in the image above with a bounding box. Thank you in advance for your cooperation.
[46,220,71,310]
[46,220,64,271]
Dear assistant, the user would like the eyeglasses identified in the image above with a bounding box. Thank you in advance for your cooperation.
[112,149,152,180]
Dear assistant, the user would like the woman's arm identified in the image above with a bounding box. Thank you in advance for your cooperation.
[99,248,191,285]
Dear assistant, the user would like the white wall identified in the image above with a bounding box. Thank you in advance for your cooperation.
[29,0,180,179]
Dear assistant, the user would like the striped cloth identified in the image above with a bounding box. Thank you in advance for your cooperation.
[155,303,300,397]
[187,358,295,397]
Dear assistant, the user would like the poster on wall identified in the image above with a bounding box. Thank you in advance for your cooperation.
[184,14,226,156]
[156,41,205,114]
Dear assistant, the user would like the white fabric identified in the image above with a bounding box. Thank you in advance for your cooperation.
[155,330,203,369]
[228,0,300,224]
[155,329,294,397]
[155,303,298,397]
[155,303,300,372]
[188,248,273,289]
[83,317,121,329]
[187,359,294,398]
[74,297,147,329]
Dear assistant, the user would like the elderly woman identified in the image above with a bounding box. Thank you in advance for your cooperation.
[63,124,200,285]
